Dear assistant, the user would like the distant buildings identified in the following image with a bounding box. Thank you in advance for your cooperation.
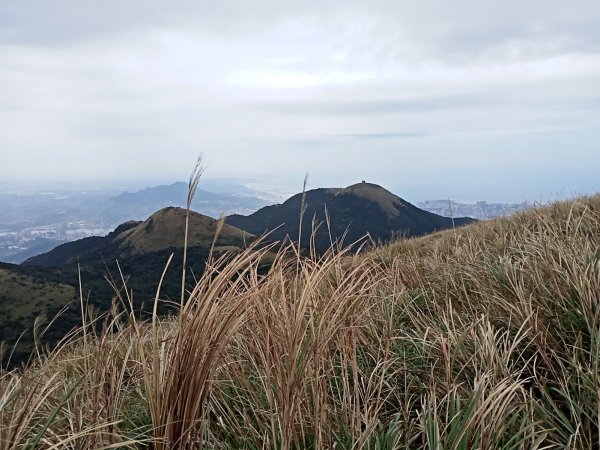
[0,221,116,263]
[417,200,533,220]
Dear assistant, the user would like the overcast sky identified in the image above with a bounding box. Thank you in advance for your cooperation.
[1,1,599,201]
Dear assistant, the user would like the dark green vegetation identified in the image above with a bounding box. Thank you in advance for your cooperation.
[0,262,77,364]
[2,207,252,366]
[227,182,474,251]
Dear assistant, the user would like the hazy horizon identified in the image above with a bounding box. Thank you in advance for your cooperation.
[0,174,595,206]
[1,1,599,203]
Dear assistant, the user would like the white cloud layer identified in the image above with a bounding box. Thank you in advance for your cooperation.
[1,0,599,201]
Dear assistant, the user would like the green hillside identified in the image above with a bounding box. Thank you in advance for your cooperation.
[0,263,78,364]
[1,208,253,366]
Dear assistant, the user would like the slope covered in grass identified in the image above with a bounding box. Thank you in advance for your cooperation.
[117,206,249,253]
[1,194,599,449]
[0,263,78,365]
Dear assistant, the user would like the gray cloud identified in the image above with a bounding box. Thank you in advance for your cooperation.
[340,132,428,140]
[247,94,504,116]
[1,0,598,61]
[0,0,599,201]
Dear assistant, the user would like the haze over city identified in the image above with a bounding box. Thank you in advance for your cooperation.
[1,0,599,202]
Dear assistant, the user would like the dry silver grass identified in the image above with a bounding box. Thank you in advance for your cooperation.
[181,154,206,308]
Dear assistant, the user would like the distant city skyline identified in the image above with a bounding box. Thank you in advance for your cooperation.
[1,1,599,202]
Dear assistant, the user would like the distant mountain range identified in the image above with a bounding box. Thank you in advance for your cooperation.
[102,182,272,220]
[228,182,474,251]
[0,181,273,264]
[2,182,473,366]
[26,182,472,271]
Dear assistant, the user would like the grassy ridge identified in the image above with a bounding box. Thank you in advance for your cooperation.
[1,194,599,449]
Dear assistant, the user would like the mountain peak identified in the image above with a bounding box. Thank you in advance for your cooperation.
[227,182,474,251]
[147,206,187,221]
[118,207,249,253]
[338,182,406,217]
[343,181,385,191]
